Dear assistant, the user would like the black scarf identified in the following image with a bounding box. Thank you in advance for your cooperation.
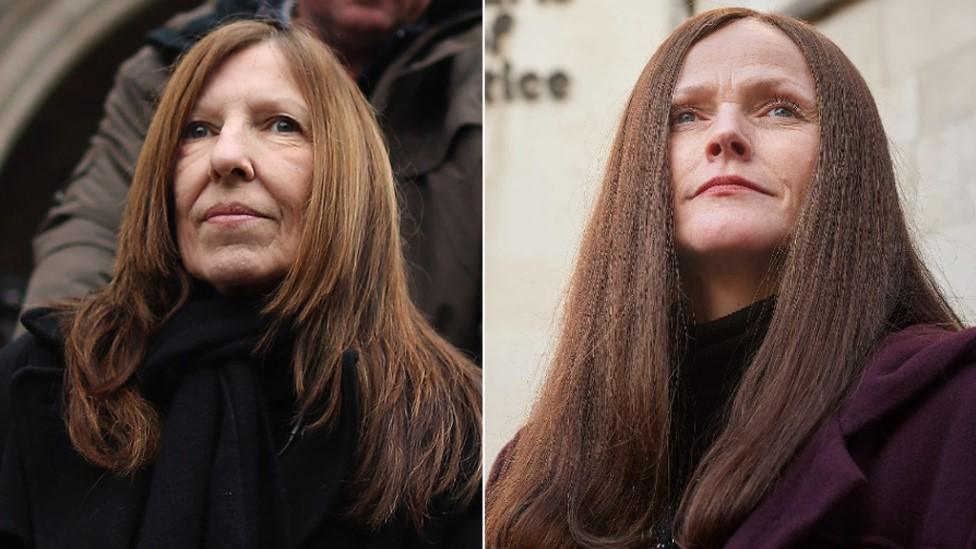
[134,294,289,548]
[3,294,368,548]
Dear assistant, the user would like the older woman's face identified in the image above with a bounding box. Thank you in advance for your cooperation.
[174,43,312,294]
[669,19,819,264]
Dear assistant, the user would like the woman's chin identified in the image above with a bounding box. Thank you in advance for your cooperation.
[183,246,290,296]
[189,263,283,296]
[677,212,788,255]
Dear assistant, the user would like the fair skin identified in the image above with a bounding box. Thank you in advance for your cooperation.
[669,19,820,322]
[295,0,431,76]
[174,43,313,295]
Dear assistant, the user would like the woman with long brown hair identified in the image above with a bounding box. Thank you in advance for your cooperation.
[0,20,481,548]
[487,7,975,548]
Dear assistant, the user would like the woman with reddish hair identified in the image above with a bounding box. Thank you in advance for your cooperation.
[0,20,481,548]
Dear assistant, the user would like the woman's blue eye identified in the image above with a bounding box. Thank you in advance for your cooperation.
[769,105,797,118]
[183,122,210,139]
[272,117,299,133]
[674,111,697,124]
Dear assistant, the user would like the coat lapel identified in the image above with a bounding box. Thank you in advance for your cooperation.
[725,325,976,547]
[724,416,866,548]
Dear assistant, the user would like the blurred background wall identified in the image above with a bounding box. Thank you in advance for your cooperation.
[485,0,976,466]
[0,0,198,342]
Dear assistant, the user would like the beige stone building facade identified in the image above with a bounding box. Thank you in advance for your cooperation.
[485,0,976,465]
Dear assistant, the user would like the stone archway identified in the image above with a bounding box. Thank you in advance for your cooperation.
[0,0,198,342]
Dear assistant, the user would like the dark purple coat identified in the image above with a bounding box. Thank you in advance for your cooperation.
[727,324,976,547]
[490,324,976,547]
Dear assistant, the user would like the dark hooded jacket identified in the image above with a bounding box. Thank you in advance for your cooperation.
[21,0,483,360]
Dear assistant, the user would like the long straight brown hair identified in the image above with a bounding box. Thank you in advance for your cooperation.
[486,8,960,548]
[59,20,481,530]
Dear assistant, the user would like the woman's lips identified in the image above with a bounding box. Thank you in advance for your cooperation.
[694,175,770,197]
[205,214,262,226]
[203,203,268,224]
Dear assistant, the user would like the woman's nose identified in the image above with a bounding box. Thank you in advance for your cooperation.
[208,124,255,182]
[705,108,752,162]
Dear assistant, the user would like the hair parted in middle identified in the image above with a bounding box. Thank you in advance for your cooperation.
[486,7,960,548]
[61,19,481,531]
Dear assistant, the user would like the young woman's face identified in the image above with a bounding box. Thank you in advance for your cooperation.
[669,19,819,265]
[173,43,313,295]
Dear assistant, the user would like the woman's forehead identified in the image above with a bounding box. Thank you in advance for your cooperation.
[674,18,814,96]
[191,42,309,116]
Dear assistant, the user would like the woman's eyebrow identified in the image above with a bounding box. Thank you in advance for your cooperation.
[741,77,816,102]
[248,96,310,118]
[671,83,712,103]
[187,96,311,119]
[672,76,815,104]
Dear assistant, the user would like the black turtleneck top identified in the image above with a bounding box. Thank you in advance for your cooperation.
[657,298,774,544]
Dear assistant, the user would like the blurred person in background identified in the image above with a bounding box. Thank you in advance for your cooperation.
[487,7,976,548]
[19,0,483,361]
[0,20,481,548]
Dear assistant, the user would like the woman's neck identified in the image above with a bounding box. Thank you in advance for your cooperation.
[680,255,779,322]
